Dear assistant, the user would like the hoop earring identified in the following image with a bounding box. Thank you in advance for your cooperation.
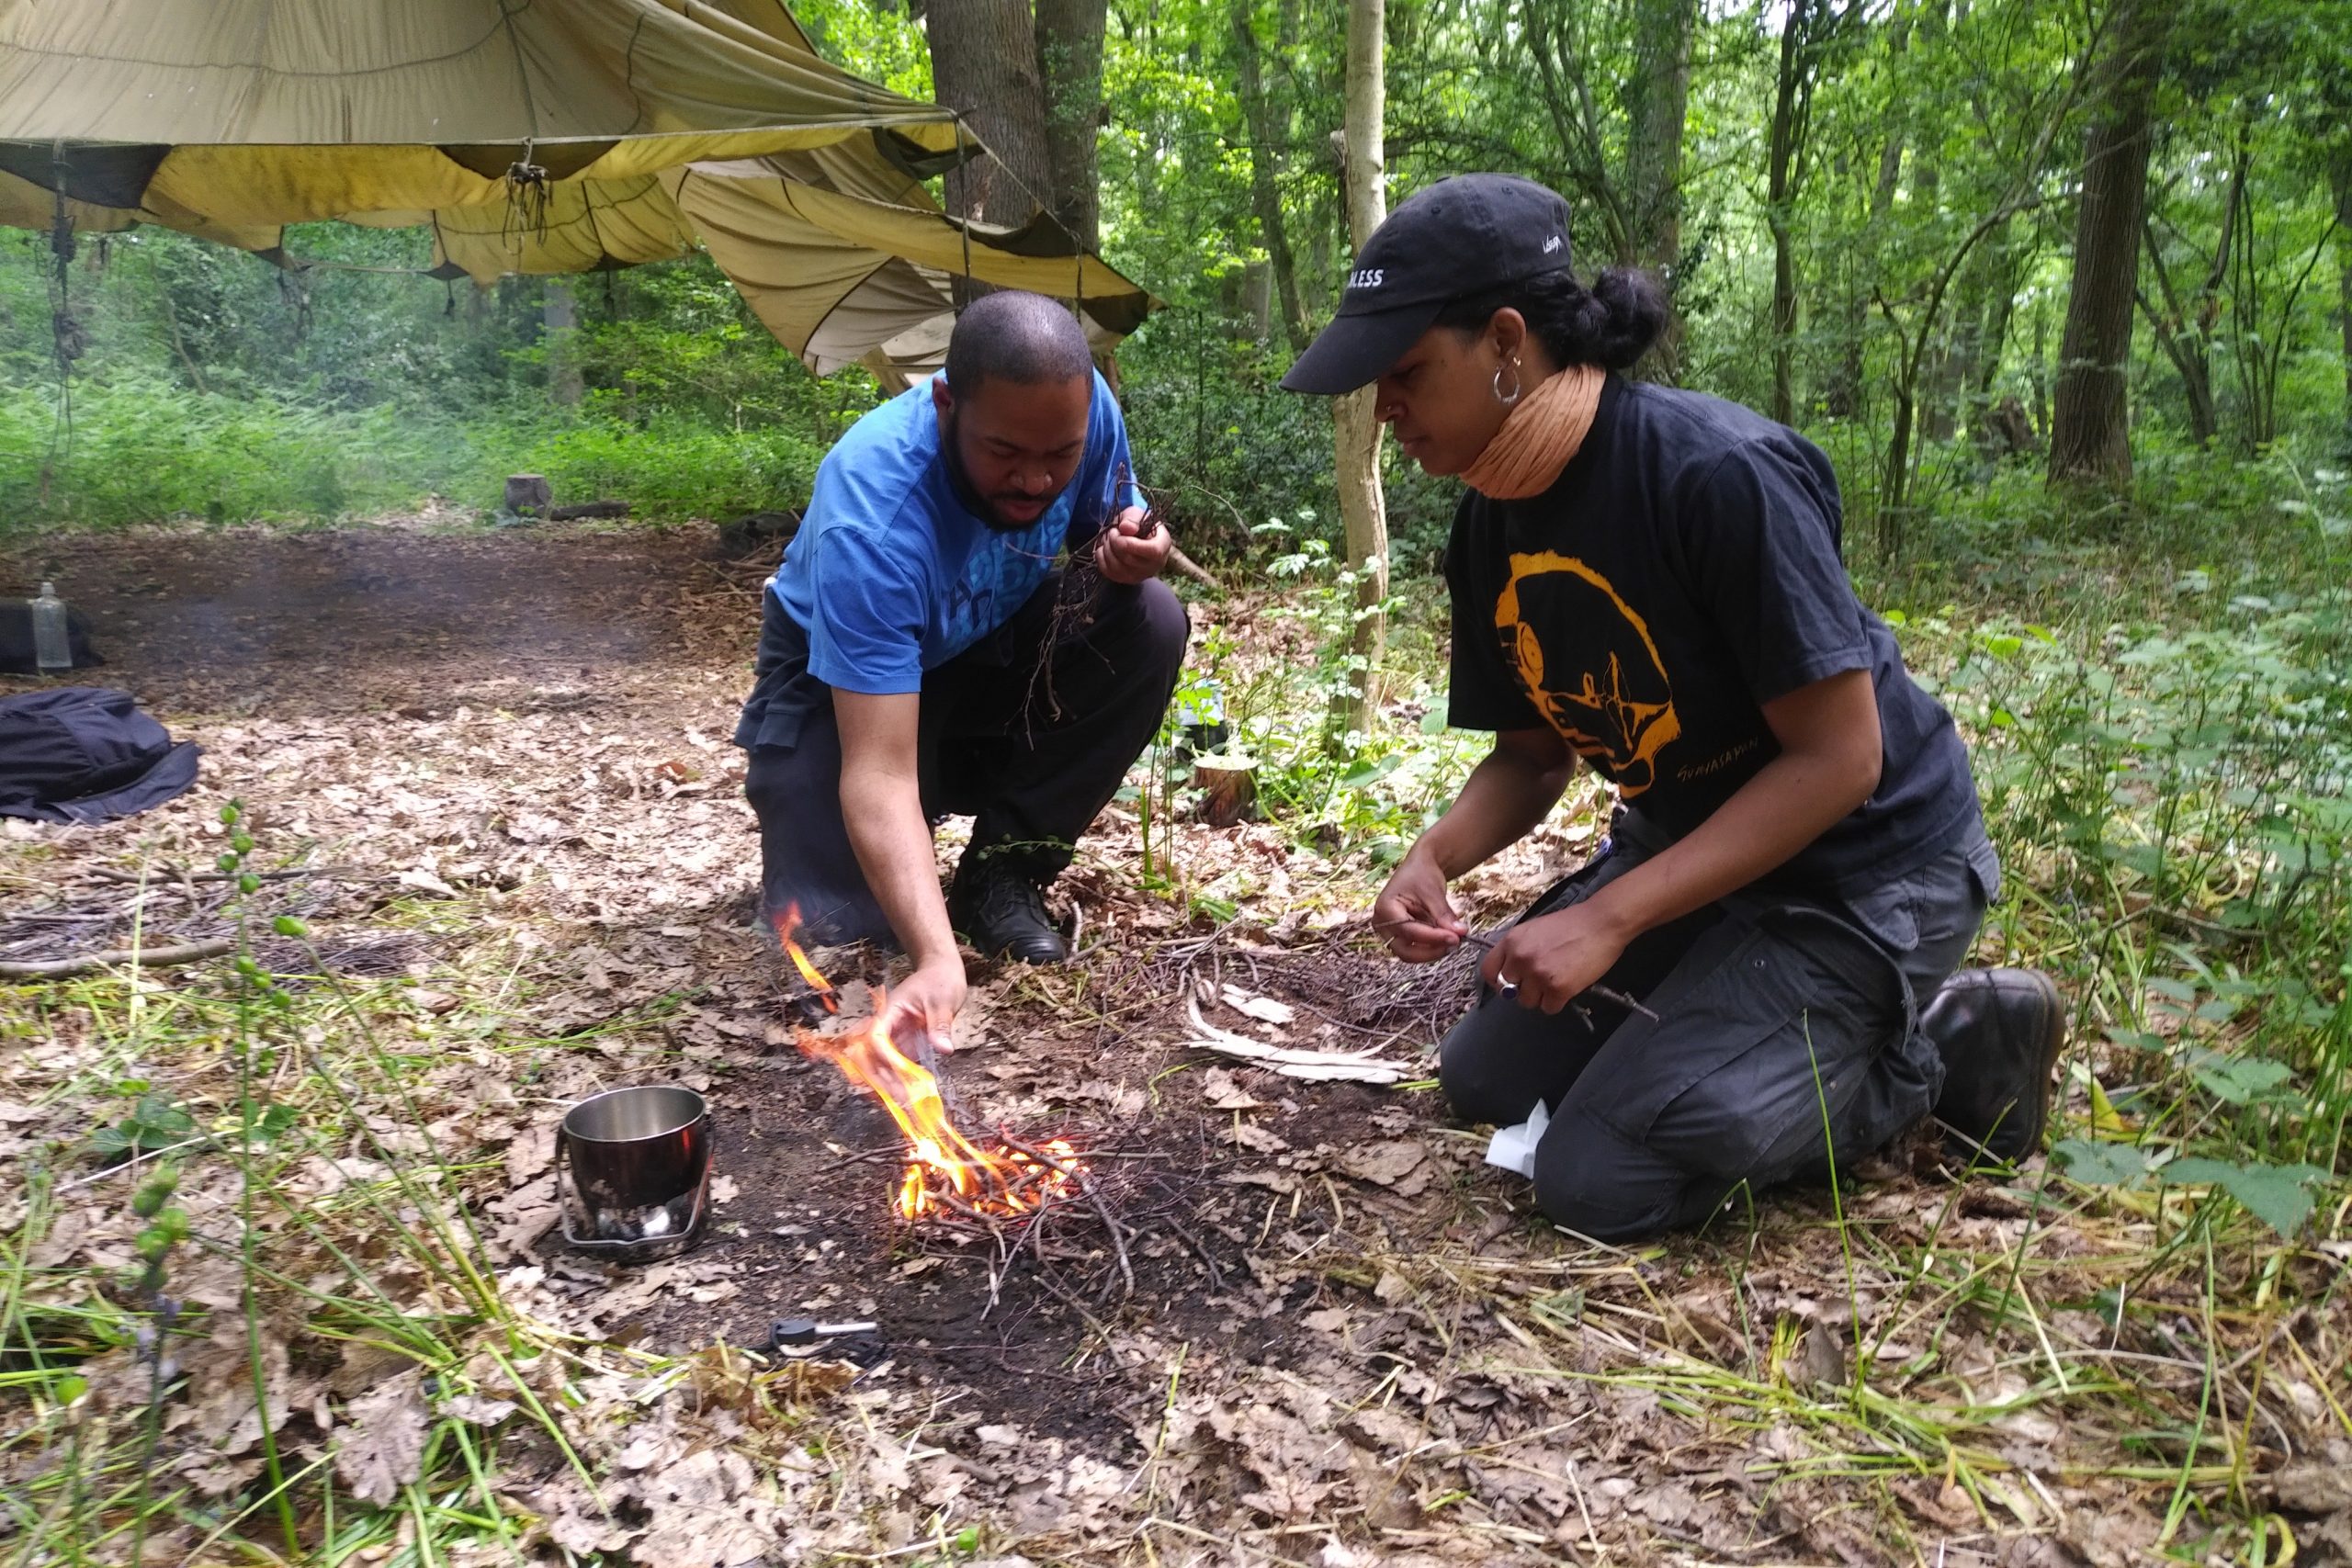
[1492,357,1522,408]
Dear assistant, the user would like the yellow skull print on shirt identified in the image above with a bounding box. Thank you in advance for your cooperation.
[1493,551,1683,795]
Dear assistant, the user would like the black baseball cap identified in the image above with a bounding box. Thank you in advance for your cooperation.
[1281,174,1577,395]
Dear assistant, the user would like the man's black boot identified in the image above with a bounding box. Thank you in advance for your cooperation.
[947,866,1068,964]
[1923,967,2066,1165]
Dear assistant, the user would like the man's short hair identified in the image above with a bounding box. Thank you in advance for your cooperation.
[944,291,1093,394]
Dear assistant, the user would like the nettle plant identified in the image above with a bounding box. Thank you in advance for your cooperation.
[1149,527,1477,867]
[1941,599,2351,1236]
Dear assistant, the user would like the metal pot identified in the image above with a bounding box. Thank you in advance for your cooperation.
[557,1085,712,1262]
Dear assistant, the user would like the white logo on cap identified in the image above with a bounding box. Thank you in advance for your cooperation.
[1542,234,1563,254]
[1348,267,1385,289]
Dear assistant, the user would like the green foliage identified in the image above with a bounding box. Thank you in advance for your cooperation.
[507,418,821,522]
[0,377,825,526]
[88,1091,197,1159]
[2053,1139,2330,1237]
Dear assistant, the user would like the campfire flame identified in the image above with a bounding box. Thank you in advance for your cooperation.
[771,905,839,1013]
[776,908,1081,1221]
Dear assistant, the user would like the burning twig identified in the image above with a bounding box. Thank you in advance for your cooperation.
[776,916,1091,1222]
[999,1129,1134,1298]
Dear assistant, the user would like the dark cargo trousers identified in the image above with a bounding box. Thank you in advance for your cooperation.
[735,571,1188,946]
[1440,809,2000,1241]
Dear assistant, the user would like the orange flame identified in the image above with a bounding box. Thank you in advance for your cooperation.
[771,904,838,1012]
[777,918,1080,1220]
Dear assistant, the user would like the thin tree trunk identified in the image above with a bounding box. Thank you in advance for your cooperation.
[1035,0,1107,251]
[1765,0,1811,425]
[1623,0,1697,379]
[1932,236,1996,441]
[1827,10,1909,419]
[1232,3,1311,353]
[1332,0,1388,739]
[925,0,1053,230]
[2047,0,2171,491]
[2136,221,2220,446]
[1624,0,1697,274]
[2336,154,2352,440]
[544,279,582,408]
[1973,224,2020,408]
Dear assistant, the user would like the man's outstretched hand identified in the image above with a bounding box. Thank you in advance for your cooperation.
[1094,504,1171,586]
[882,953,967,1051]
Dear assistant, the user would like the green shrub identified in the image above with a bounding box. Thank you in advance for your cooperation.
[0,378,821,529]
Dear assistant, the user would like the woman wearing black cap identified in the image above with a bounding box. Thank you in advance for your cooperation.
[1283,174,2064,1241]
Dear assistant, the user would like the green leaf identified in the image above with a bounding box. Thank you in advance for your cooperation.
[87,1124,136,1157]
[1338,754,1403,791]
[131,1094,195,1137]
[2162,1159,2328,1238]
[2052,1138,2150,1187]
[1419,708,1449,736]
[2189,1055,2295,1106]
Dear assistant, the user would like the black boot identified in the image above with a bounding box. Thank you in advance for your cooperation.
[1924,967,2066,1165]
[947,866,1068,964]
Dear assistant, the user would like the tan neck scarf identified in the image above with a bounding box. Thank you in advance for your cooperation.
[1458,362,1607,501]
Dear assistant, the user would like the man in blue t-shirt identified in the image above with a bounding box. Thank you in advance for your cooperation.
[735,292,1185,1045]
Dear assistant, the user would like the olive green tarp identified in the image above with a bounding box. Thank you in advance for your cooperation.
[0,0,1149,374]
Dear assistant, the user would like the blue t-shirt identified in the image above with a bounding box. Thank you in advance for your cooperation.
[766,371,1141,695]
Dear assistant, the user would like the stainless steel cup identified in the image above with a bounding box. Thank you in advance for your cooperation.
[556,1085,712,1261]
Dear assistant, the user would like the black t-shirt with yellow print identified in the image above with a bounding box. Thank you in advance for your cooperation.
[1443,376,1982,896]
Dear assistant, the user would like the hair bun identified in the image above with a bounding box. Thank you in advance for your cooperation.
[1583,267,1669,371]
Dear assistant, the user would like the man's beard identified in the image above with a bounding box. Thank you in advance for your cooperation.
[943,410,1068,532]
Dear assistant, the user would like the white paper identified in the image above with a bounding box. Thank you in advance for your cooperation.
[1482,1099,1549,1179]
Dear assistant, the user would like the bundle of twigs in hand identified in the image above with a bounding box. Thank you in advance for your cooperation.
[1022,464,1168,728]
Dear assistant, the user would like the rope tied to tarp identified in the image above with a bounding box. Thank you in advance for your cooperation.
[503,139,553,249]
[46,147,84,368]
[36,143,81,509]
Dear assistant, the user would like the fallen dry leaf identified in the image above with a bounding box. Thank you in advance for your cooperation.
[335,1371,430,1506]
[1334,1139,1428,1190]
[1222,1122,1289,1154]
[1198,1066,1266,1110]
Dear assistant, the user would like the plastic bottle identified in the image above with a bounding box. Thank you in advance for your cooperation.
[29,581,70,671]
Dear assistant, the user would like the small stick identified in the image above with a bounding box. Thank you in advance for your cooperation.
[0,939,235,981]
[998,1130,1135,1299]
[1155,1209,1227,1294]
[91,865,358,886]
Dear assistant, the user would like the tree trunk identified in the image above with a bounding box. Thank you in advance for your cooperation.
[925,0,1053,231]
[543,279,582,408]
[2136,230,2220,446]
[1623,0,1697,378]
[1973,223,2021,411]
[1331,0,1388,740]
[1035,0,1107,250]
[2046,0,2171,491]
[2336,154,2352,441]
[1765,0,1810,425]
[1826,10,1909,420]
[1231,3,1311,354]
[1624,0,1697,274]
